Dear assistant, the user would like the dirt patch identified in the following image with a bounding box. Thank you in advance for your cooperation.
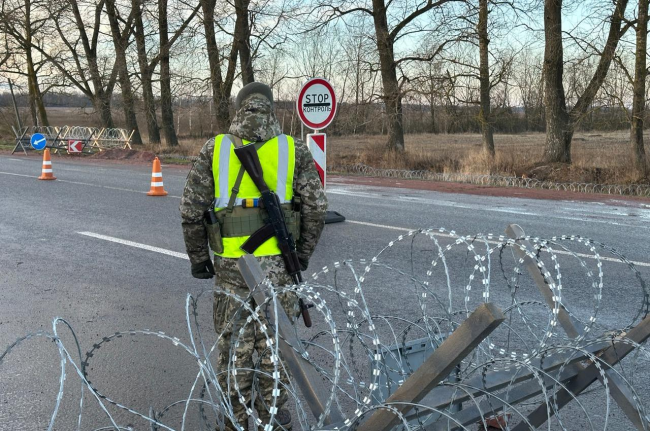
[92,149,156,162]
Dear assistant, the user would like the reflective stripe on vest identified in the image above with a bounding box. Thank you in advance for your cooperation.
[212,134,296,258]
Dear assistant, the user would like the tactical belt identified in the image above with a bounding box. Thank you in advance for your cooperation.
[217,204,300,239]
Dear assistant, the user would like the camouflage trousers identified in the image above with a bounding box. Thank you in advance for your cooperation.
[213,256,299,430]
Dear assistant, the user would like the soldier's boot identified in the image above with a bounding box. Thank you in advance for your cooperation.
[259,409,292,430]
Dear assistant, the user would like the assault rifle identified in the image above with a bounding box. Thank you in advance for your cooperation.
[234,143,313,327]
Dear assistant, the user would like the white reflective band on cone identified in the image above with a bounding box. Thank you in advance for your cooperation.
[152,172,162,177]
[151,182,164,187]
[43,161,52,166]
[42,169,52,173]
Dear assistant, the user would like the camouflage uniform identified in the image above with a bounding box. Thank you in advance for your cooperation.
[180,93,327,430]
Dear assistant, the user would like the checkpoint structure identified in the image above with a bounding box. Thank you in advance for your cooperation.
[297,77,345,224]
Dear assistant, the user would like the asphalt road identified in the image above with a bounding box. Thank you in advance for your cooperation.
[2,154,650,431]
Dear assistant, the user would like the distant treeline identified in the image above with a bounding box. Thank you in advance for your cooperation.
[0,92,92,108]
[276,101,641,137]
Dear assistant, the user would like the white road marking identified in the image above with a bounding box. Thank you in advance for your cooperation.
[346,220,650,268]
[328,188,650,229]
[2,168,648,269]
[77,232,189,260]
[0,171,33,178]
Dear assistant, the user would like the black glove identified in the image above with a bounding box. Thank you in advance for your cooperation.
[191,259,215,279]
[298,257,309,272]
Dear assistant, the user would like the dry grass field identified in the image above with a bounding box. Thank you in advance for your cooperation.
[2,107,648,185]
[324,131,650,185]
[171,131,650,185]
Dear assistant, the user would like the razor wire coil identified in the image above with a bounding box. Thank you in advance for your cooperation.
[3,227,650,430]
[332,163,650,197]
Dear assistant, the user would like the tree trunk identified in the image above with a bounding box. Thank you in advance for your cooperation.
[141,69,160,144]
[158,0,178,146]
[542,0,572,163]
[631,0,648,178]
[235,0,254,84]
[543,0,628,163]
[94,91,115,128]
[69,0,116,128]
[26,62,38,126]
[133,0,160,144]
[372,0,404,151]
[24,0,48,127]
[215,87,232,131]
[430,103,438,134]
[105,0,142,144]
[478,0,494,157]
[201,0,238,132]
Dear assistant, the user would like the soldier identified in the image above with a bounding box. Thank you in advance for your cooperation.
[180,82,327,431]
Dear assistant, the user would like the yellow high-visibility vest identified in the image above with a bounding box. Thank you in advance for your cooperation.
[212,134,296,258]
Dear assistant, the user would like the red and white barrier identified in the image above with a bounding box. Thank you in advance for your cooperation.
[307,133,326,189]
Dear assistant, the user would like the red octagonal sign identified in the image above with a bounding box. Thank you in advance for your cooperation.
[296,78,337,131]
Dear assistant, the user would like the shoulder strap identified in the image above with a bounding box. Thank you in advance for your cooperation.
[226,135,245,212]
[224,135,270,212]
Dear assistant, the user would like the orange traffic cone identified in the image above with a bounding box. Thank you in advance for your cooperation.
[38,149,56,180]
[147,157,168,196]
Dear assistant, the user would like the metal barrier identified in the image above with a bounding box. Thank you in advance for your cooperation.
[91,127,134,150]
[335,162,650,197]
[12,126,64,154]
[12,125,133,155]
[3,224,650,430]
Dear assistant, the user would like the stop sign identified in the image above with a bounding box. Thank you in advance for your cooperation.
[296,78,337,130]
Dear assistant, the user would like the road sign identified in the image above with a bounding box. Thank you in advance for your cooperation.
[307,133,326,187]
[30,133,47,150]
[68,140,83,153]
[297,78,337,130]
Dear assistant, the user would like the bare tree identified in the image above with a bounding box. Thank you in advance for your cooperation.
[341,31,379,134]
[37,0,119,127]
[543,0,630,163]
[158,0,177,146]
[0,0,50,126]
[104,0,142,144]
[630,0,648,178]
[129,0,199,145]
[235,0,254,84]
[200,0,239,131]
[311,0,462,151]
[132,0,158,143]
[477,0,494,156]
[511,50,545,132]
